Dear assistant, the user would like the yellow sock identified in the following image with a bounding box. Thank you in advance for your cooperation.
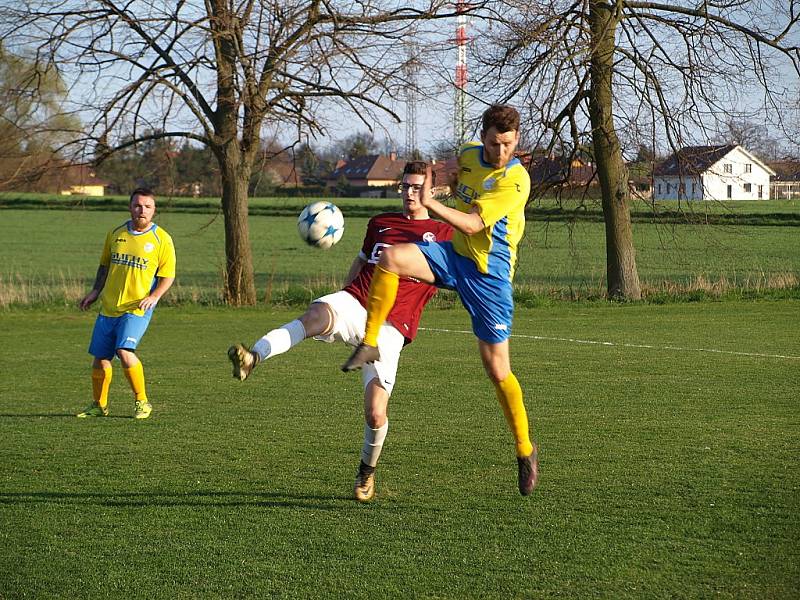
[363,264,399,347]
[123,361,147,401]
[91,367,113,409]
[494,372,533,458]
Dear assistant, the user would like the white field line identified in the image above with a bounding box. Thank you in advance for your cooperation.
[418,327,800,361]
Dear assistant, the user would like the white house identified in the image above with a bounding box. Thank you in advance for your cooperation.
[652,145,775,201]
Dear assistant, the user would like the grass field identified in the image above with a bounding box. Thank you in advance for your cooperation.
[1,302,799,598]
[1,208,798,308]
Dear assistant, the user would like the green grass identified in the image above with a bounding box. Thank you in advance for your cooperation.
[1,208,798,308]
[3,190,799,217]
[1,302,798,598]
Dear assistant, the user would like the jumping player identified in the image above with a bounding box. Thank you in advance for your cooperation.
[342,105,539,496]
[228,161,452,502]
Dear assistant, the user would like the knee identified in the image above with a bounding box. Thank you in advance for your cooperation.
[116,348,136,366]
[365,405,387,429]
[301,303,332,337]
[483,363,510,385]
[378,246,400,271]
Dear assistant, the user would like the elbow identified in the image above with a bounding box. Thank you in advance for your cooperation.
[464,223,483,235]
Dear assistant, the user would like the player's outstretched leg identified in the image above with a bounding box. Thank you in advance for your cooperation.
[517,443,539,496]
[228,343,261,381]
[341,343,381,372]
[353,461,376,502]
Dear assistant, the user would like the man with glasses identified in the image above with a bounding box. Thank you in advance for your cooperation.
[227,161,452,502]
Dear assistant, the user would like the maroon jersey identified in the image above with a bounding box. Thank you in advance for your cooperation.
[344,212,453,344]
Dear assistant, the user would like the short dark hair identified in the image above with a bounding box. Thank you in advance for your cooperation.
[130,187,156,203]
[402,160,436,186]
[481,105,520,134]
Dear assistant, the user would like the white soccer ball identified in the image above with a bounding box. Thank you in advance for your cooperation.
[297,201,345,249]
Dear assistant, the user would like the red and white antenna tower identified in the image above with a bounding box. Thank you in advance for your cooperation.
[454,0,468,147]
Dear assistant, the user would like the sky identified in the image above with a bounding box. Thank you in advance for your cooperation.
[35,1,800,161]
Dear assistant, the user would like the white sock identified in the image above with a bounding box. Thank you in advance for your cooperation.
[360,421,389,467]
[252,319,307,361]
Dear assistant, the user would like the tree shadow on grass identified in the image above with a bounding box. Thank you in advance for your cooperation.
[0,489,354,510]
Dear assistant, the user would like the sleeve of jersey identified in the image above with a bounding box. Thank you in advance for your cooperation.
[439,222,455,241]
[474,166,530,227]
[99,230,112,266]
[360,218,376,259]
[157,233,177,278]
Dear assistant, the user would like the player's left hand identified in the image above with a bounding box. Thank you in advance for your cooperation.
[139,295,160,311]
[420,162,434,207]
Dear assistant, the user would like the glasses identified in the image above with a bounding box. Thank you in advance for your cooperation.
[399,183,424,193]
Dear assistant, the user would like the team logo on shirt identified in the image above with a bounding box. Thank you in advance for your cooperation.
[422,232,436,242]
[456,183,477,203]
[369,242,390,264]
[144,242,155,253]
[483,177,497,191]
[110,253,149,270]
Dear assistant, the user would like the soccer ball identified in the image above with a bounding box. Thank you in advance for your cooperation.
[297,201,345,249]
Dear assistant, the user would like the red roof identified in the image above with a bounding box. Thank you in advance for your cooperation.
[330,154,405,183]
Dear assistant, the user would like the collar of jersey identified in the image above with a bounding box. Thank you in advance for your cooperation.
[473,146,520,173]
[127,221,156,235]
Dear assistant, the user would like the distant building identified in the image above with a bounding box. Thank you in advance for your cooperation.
[260,156,303,188]
[326,153,405,195]
[767,160,800,200]
[524,154,596,187]
[653,145,775,201]
[59,165,108,197]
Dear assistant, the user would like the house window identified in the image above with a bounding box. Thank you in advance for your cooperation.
[691,182,697,196]
[666,183,671,194]
[727,184,733,199]
[745,164,752,173]
[744,183,752,193]
[724,163,732,174]
[657,183,662,194]
[758,185,763,199]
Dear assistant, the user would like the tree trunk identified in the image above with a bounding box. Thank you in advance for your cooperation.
[219,146,257,306]
[588,0,642,300]
[211,0,257,306]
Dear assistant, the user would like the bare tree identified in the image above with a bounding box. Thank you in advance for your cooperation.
[0,42,79,190]
[473,0,800,300]
[0,0,471,304]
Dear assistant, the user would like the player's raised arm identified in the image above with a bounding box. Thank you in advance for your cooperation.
[419,161,484,235]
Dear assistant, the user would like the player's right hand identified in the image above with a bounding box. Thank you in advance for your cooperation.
[78,290,99,311]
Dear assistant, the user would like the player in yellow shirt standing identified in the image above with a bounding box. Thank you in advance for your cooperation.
[77,188,176,419]
[343,105,539,495]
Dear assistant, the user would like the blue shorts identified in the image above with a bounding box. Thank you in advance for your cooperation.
[88,312,153,359]
[416,241,513,343]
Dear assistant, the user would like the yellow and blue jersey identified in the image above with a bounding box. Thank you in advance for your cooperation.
[98,222,176,317]
[452,142,530,280]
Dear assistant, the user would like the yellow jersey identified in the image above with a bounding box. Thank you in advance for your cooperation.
[98,222,176,317]
[452,142,530,280]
